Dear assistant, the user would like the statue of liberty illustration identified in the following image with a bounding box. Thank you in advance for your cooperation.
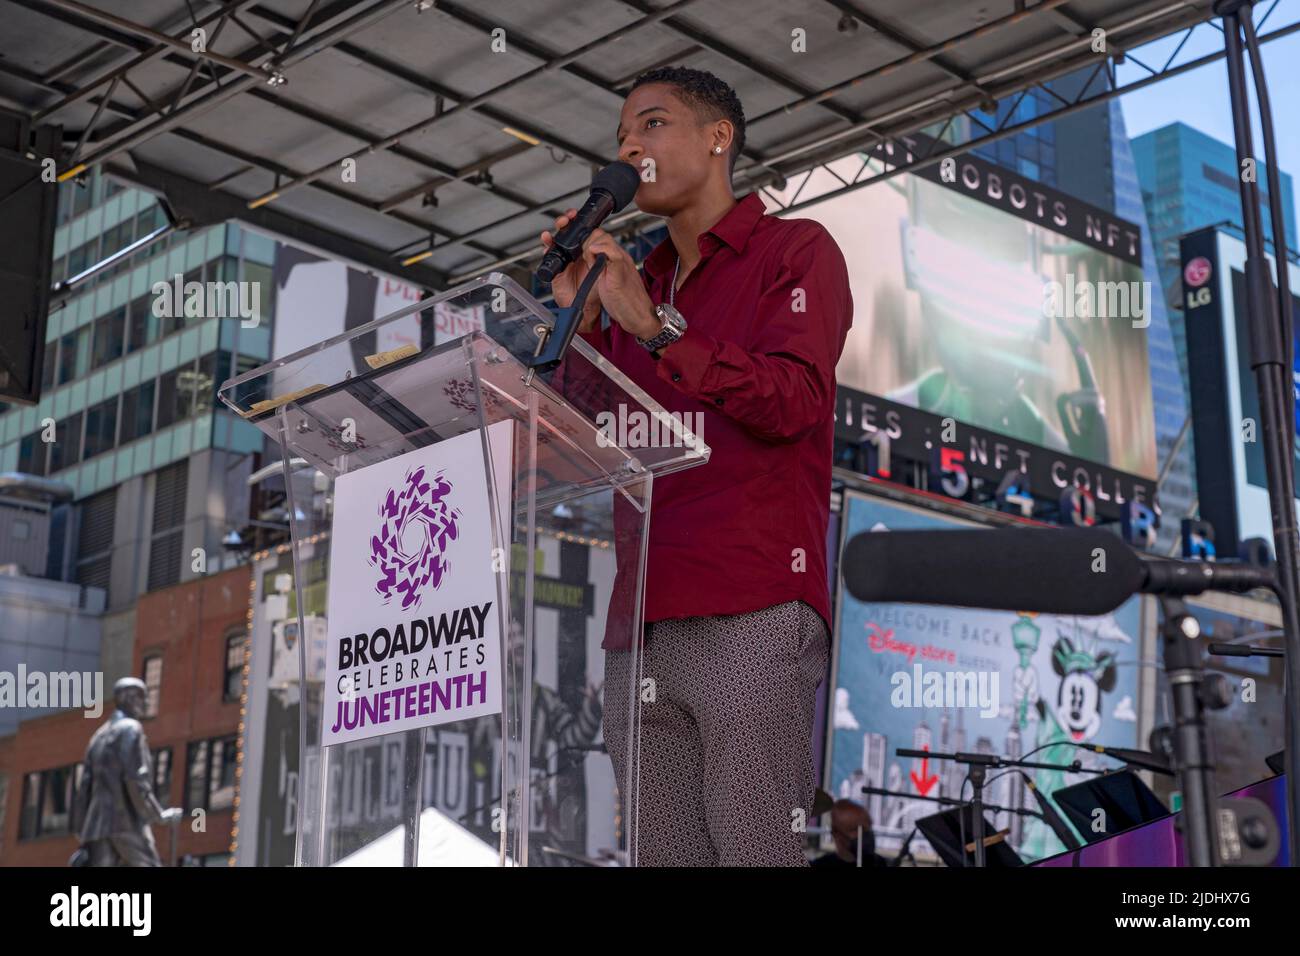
[1015,614,1130,861]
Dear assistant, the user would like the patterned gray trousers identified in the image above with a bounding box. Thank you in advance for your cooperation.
[603,600,829,867]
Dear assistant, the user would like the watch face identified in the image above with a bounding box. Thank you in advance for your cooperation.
[657,304,686,331]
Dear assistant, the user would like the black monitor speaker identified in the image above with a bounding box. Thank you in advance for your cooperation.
[0,108,59,405]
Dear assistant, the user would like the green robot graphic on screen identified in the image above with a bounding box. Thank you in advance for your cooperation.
[888,173,1110,463]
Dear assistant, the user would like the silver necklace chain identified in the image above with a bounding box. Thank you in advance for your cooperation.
[670,255,680,308]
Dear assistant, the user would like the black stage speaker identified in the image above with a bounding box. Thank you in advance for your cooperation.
[0,108,59,405]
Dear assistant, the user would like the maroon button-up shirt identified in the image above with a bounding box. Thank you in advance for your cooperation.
[580,191,853,648]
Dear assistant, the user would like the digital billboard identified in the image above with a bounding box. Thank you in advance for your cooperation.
[770,136,1159,517]
[1182,225,1300,554]
[827,491,1145,864]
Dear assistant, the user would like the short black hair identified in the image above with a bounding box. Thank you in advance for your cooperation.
[629,66,745,169]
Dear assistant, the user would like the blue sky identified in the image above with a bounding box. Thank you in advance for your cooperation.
[1118,0,1300,218]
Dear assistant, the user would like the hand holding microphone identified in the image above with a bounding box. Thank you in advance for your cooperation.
[582,228,660,340]
[536,161,650,338]
[538,218,656,338]
[540,208,602,332]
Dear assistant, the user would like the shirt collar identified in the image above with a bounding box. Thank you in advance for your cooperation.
[643,192,767,282]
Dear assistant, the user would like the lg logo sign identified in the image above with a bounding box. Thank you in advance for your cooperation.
[1184,256,1213,309]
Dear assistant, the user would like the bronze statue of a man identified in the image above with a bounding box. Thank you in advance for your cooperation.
[71,677,181,866]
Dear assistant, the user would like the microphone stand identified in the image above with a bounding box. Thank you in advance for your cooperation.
[1158,597,1284,866]
[896,749,1105,778]
[1208,642,1285,659]
[1217,0,1300,868]
[527,253,608,378]
[860,784,1045,819]
[1158,596,1220,866]
[861,785,1045,867]
[891,826,918,868]
[895,749,1099,866]
[969,756,990,868]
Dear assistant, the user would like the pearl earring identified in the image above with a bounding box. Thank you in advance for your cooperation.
[713,146,722,154]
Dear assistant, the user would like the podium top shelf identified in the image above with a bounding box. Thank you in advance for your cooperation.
[216,272,710,487]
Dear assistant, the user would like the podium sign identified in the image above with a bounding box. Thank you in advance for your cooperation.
[219,274,707,866]
[323,422,512,746]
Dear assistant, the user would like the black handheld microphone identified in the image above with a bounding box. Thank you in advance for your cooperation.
[841,527,1275,616]
[536,161,641,284]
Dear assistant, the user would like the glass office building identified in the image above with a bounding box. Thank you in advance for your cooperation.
[0,169,271,606]
[1132,121,1298,387]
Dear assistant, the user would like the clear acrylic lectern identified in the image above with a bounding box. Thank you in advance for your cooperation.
[218,274,708,866]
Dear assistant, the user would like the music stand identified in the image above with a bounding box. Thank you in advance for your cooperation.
[914,805,1024,868]
[1051,770,1169,844]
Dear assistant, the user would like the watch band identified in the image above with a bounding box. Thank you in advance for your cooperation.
[639,302,687,352]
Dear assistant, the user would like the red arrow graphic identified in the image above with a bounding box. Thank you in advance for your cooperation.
[911,752,938,796]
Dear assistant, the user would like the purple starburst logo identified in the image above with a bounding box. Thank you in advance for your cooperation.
[369,466,461,611]
[443,378,478,413]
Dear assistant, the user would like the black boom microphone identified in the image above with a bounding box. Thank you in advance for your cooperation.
[536,161,641,284]
[841,527,1275,616]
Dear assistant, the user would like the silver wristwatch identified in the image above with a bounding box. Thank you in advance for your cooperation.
[638,302,687,353]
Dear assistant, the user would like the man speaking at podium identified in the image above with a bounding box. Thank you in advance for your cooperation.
[541,67,852,866]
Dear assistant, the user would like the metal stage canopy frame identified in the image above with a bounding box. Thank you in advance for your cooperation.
[3,0,1293,289]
